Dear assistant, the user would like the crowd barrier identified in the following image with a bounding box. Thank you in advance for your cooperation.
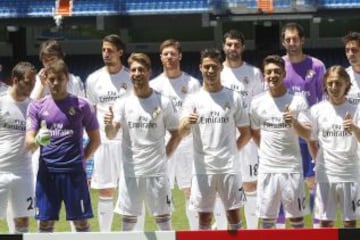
[1,228,360,240]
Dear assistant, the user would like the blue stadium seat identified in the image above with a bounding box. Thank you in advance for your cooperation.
[318,0,360,8]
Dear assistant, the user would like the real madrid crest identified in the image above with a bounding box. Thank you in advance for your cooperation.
[243,76,249,84]
[68,107,76,116]
[121,83,128,89]
[181,86,188,94]
[305,70,315,80]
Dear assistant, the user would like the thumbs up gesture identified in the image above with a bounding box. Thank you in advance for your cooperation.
[283,104,294,126]
[188,107,199,124]
[343,111,353,133]
[35,120,51,146]
[104,106,114,126]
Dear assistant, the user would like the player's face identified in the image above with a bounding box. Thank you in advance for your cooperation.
[345,40,360,67]
[160,46,181,71]
[102,41,122,67]
[130,61,151,90]
[263,63,286,92]
[16,71,36,98]
[282,29,304,56]
[46,71,69,99]
[41,54,60,68]
[325,72,350,105]
[223,37,243,61]
[200,57,222,92]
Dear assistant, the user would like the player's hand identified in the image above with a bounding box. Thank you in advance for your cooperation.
[104,106,114,126]
[38,68,48,86]
[283,104,295,126]
[343,112,354,133]
[188,107,198,125]
[35,120,51,146]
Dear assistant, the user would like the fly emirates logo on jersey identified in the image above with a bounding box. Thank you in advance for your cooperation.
[199,111,230,124]
[99,91,121,103]
[263,116,289,129]
[2,118,26,131]
[128,107,160,129]
[50,123,74,137]
[322,124,352,137]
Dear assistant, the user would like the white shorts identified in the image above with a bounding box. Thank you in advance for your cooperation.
[168,137,193,189]
[257,172,308,219]
[91,141,122,189]
[0,172,35,218]
[314,182,360,221]
[239,139,259,182]
[114,175,172,216]
[189,173,245,213]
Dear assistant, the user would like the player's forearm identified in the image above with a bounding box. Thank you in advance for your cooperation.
[237,126,251,150]
[307,140,318,161]
[251,128,260,147]
[352,125,360,143]
[25,131,39,152]
[178,118,191,137]
[84,131,101,160]
[105,123,120,139]
[292,120,311,141]
[166,130,182,158]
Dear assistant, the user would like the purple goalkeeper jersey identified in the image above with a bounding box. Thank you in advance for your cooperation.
[283,55,326,107]
[27,94,99,173]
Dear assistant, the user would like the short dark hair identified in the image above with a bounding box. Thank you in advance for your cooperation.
[281,22,305,40]
[200,48,223,64]
[11,61,36,81]
[103,34,126,51]
[160,39,182,54]
[44,59,69,77]
[39,40,64,61]
[342,31,360,45]
[262,55,285,72]
[223,29,245,45]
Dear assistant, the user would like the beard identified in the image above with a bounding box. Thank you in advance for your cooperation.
[103,59,115,66]
[225,51,241,61]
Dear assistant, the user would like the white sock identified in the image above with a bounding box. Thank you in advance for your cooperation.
[213,196,227,230]
[98,197,114,232]
[185,199,198,230]
[244,191,258,229]
[6,208,15,233]
[133,203,146,230]
[69,221,76,232]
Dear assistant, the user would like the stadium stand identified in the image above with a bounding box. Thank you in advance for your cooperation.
[0,0,360,18]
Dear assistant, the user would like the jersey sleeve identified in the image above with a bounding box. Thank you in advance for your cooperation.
[163,96,179,131]
[73,75,85,98]
[234,93,250,128]
[309,106,319,141]
[85,74,96,105]
[180,94,196,121]
[249,98,260,130]
[82,100,99,132]
[26,101,40,132]
[253,67,265,96]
